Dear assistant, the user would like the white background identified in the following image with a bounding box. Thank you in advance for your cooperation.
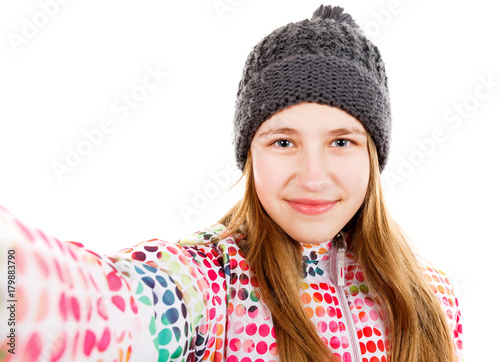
[1,0,499,360]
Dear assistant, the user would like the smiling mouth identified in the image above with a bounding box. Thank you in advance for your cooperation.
[286,200,338,215]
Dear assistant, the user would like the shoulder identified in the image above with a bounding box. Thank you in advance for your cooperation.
[416,255,464,358]
[416,255,457,299]
[174,222,246,267]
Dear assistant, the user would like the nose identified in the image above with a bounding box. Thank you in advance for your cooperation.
[294,146,331,192]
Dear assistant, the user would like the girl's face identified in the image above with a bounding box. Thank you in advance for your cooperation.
[250,102,370,244]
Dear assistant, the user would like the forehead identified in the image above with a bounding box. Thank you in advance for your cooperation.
[256,103,367,137]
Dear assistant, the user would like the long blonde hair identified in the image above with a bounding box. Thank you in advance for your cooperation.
[213,134,455,361]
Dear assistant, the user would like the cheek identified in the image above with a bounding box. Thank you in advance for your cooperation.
[336,154,369,199]
[252,155,285,204]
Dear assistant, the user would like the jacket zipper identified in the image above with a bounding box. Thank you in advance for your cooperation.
[331,232,362,362]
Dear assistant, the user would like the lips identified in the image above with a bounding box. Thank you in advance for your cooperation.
[288,198,336,205]
[286,198,338,215]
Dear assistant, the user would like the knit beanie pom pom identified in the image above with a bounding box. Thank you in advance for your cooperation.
[311,5,359,28]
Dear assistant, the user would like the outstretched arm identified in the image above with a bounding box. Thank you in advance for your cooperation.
[0,204,226,361]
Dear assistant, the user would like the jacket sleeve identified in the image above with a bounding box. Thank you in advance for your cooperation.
[421,260,464,362]
[0,204,227,362]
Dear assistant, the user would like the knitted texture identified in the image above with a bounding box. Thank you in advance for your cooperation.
[233,5,392,173]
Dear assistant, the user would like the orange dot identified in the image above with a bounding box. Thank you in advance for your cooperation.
[301,293,311,304]
[315,306,326,317]
[304,307,314,318]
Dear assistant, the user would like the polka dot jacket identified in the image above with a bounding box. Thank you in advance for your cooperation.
[0,204,463,361]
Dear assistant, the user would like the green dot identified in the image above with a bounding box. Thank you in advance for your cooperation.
[360,284,369,294]
[188,285,198,298]
[157,251,170,262]
[168,261,181,273]
[180,273,191,285]
[149,315,156,335]
[135,282,144,294]
[250,291,260,302]
[349,286,359,295]
[172,346,182,358]
[139,295,152,306]
[193,314,203,325]
[158,328,173,345]
[194,300,203,313]
[158,349,169,361]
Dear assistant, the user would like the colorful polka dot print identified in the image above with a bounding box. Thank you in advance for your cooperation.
[0,204,463,361]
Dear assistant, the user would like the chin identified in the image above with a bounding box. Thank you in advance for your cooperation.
[286,225,340,245]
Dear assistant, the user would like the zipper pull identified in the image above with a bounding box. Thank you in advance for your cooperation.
[334,232,346,287]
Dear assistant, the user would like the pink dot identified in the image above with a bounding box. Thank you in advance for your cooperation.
[83,330,96,356]
[227,356,239,362]
[256,341,268,355]
[208,269,218,281]
[259,324,270,337]
[70,296,80,321]
[106,271,123,291]
[329,321,339,333]
[317,321,327,333]
[23,333,42,360]
[330,336,340,349]
[243,340,255,353]
[97,297,108,320]
[59,293,67,321]
[269,343,278,356]
[343,351,352,362]
[369,310,379,321]
[130,296,138,314]
[229,338,241,351]
[341,336,349,348]
[212,283,220,294]
[245,323,257,336]
[351,313,359,324]
[98,327,111,352]
[354,298,364,309]
[111,295,125,312]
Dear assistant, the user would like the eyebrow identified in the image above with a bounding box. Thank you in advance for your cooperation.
[257,127,367,139]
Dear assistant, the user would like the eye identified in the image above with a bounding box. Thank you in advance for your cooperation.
[269,138,355,149]
[271,139,295,148]
[332,139,353,148]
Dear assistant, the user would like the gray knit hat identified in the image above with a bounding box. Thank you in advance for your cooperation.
[232,4,392,173]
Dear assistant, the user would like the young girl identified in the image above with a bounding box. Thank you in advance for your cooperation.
[0,5,463,362]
